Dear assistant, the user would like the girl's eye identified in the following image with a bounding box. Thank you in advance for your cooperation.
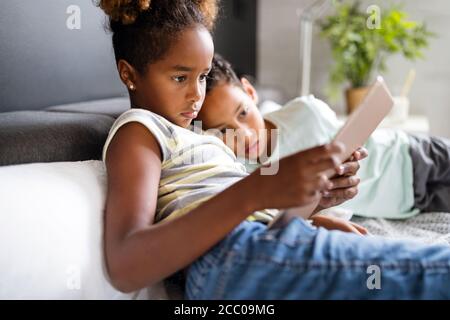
[173,75,187,83]
[199,73,209,82]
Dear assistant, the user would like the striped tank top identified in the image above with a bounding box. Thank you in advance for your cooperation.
[102,108,278,223]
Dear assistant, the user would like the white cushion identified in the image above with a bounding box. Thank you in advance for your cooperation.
[0,160,168,299]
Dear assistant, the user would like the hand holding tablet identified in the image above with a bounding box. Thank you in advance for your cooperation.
[268,76,395,227]
[321,76,395,178]
[332,76,395,164]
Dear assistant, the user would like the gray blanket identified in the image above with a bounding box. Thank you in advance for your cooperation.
[352,212,450,245]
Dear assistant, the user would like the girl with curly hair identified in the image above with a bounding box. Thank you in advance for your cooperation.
[98,0,450,299]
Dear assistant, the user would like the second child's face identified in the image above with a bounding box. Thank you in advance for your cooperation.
[132,26,214,128]
[198,81,268,161]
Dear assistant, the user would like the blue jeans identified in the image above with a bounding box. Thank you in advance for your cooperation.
[185,217,450,299]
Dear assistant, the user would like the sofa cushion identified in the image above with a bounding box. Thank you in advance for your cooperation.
[0,160,169,299]
[46,97,130,119]
[0,111,115,166]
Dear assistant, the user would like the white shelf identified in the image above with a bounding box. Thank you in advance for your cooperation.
[337,114,430,134]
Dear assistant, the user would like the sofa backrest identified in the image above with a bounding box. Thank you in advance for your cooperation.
[0,0,259,166]
[0,0,126,113]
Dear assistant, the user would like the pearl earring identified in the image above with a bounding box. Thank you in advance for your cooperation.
[129,83,135,90]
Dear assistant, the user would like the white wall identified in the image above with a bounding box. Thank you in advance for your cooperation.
[257,0,450,137]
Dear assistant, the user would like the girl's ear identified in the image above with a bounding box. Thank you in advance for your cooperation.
[240,77,259,105]
[118,59,138,91]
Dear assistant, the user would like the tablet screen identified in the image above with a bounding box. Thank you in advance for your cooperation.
[273,76,394,223]
[333,76,394,163]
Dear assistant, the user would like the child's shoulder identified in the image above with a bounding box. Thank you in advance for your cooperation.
[116,108,175,132]
[267,95,336,121]
[263,95,320,123]
[104,108,179,163]
[284,95,330,112]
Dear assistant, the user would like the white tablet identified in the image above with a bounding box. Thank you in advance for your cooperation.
[268,76,394,227]
[333,76,394,164]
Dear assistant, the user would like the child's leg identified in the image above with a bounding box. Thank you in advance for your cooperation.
[185,215,450,299]
[409,134,450,212]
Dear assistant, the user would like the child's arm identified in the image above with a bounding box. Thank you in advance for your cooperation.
[310,214,368,235]
[104,123,344,293]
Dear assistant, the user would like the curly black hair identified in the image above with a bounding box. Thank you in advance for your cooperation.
[206,53,244,93]
[97,0,219,74]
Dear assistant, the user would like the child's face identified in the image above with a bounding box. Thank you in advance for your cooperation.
[197,79,268,161]
[130,26,214,128]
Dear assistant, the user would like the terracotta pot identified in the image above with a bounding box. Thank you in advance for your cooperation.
[345,86,370,114]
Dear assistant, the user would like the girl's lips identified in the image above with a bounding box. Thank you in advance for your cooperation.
[181,111,198,119]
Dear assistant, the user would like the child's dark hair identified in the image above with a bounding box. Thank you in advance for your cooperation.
[97,0,219,75]
[206,53,244,93]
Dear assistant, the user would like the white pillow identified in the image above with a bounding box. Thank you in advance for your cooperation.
[0,160,168,299]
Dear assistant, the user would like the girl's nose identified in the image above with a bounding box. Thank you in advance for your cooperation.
[187,81,202,103]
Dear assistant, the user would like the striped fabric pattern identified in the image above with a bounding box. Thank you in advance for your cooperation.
[103,108,278,224]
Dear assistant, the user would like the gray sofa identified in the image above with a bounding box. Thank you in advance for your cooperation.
[0,0,268,166]
[0,98,128,166]
[0,1,179,299]
[0,0,130,166]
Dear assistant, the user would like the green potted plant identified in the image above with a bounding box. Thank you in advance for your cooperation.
[319,0,434,114]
